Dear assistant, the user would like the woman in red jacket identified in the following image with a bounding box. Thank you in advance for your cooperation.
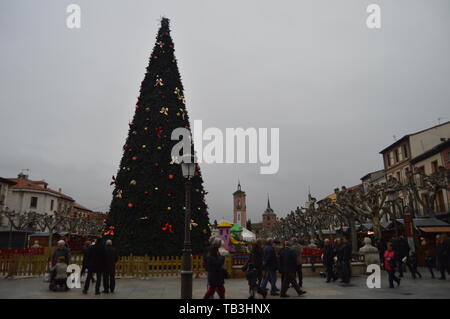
[384,242,401,288]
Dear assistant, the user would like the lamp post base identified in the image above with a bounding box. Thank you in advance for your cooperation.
[180,270,193,299]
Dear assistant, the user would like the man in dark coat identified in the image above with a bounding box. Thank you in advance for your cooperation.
[259,238,280,296]
[279,240,306,298]
[203,238,226,299]
[103,239,119,293]
[396,236,410,277]
[337,237,352,283]
[250,239,264,288]
[82,237,106,295]
[323,238,337,283]
[80,240,95,283]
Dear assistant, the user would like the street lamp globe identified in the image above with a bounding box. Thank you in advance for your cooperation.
[180,154,197,179]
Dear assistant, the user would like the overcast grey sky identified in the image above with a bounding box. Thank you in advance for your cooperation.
[1,0,449,223]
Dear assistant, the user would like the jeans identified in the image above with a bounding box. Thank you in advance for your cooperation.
[260,270,278,293]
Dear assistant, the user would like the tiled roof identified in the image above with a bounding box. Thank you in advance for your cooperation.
[73,202,92,212]
[6,177,74,201]
[379,121,450,154]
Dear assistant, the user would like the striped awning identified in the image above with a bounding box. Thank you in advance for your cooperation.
[418,226,450,233]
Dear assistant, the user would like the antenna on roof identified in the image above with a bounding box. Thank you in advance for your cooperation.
[438,117,446,125]
[393,135,397,141]
[18,169,30,179]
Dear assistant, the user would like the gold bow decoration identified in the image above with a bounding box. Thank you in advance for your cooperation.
[160,107,169,115]
[189,219,198,230]
[157,41,164,48]
[154,75,164,87]
[115,189,123,198]
[176,108,185,119]
[174,87,185,105]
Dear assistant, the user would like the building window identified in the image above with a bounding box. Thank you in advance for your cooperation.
[436,190,446,213]
[30,197,38,209]
[385,154,390,167]
[394,149,399,163]
[50,200,54,211]
[396,171,401,182]
[431,160,438,173]
[403,145,408,159]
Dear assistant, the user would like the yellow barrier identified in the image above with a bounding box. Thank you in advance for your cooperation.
[0,251,234,279]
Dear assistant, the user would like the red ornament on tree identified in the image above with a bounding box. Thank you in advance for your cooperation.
[155,126,164,138]
[168,174,174,180]
[154,162,160,167]
[162,223,174,233]
[132,156,138,161]
[128,203,134,208]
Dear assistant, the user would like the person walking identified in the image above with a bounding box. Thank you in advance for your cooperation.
[291,238,304,288]
[250,239,263,286]
[322,238,337,283]
[203,238,226,299]
[279,240,306,298]
[260,238,280,296]
[405,251,421,279]
[421,238,435,278]
[384,242,401,288]
[82,237,106,295]
[103,239,119,293]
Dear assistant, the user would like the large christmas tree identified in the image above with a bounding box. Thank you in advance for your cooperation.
[106,18,211,256]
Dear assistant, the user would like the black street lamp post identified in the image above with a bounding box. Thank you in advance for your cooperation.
[180,155,196,299]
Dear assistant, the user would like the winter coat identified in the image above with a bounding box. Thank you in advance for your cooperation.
[279,247,298,273]
[105,246,119,273]
[336,243,351,262]
[291,244,303,265]
[384,250,396,271]
[206,252,225,286]
[85,241,106,272]
[250,245,263,271]
[51,247,70,265]
[397,239,410,259]
[323,245,335,265]
[262,244,278,272]
[51,262,68,280]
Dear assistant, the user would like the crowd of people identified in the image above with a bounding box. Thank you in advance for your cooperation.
[49,236,119,294]
[45,232,450,297]
[202,233,450,298]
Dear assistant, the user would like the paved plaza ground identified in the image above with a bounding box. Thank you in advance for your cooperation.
[0,268,449,299]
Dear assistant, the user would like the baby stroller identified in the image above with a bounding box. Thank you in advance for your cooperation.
[242,261,266,299]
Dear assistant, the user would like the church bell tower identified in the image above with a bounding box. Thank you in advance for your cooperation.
[233,180,247,228]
